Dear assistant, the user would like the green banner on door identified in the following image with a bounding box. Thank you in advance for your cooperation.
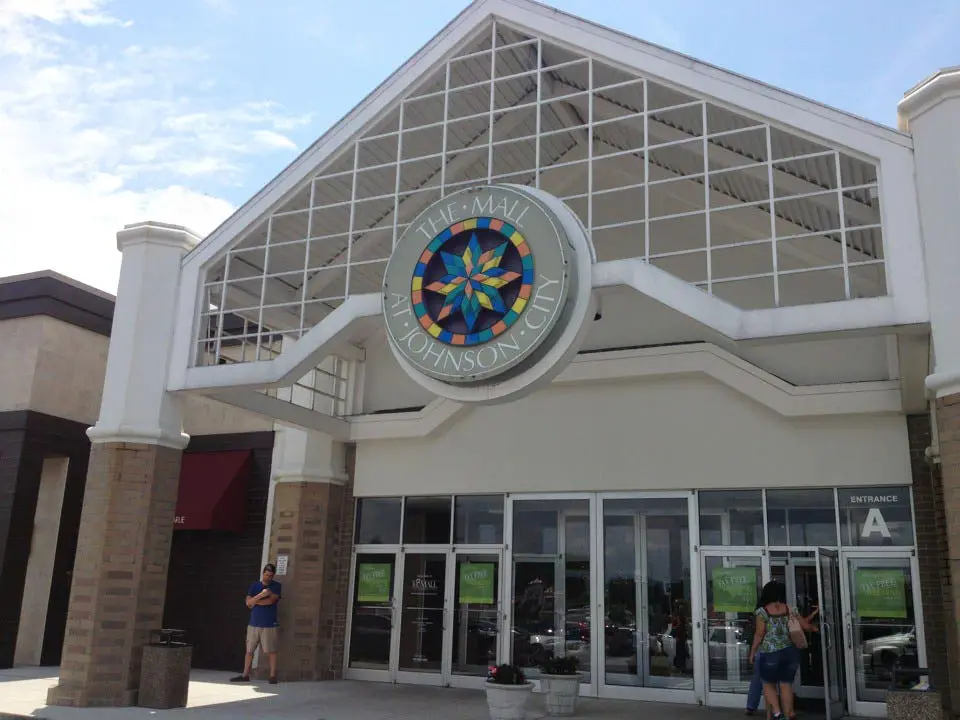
[712,566,757,613]
[459,563,495,605]
[357,563,392,603]
[855,569,907,619]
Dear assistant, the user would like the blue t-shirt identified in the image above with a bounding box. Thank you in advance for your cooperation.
[248,580,282,628]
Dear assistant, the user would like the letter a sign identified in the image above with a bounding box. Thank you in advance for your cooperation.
[861,508,892,539]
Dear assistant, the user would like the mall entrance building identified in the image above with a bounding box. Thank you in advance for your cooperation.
[36,0,960,718]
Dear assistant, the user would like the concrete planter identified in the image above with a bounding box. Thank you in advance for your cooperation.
[540,674,581,716]
[484,681,534,720]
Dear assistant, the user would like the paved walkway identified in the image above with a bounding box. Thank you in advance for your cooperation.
[0,667,811,720]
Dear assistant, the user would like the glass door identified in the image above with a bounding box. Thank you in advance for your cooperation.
[447,550,503,688]
[346,552,399,681]
[701,549,769,708]
[841,551,925,717]
[395,550,448,685]
[509,497,593,693]
[769,551,825,708]
[816,548,846,720]
[599,494,695,703]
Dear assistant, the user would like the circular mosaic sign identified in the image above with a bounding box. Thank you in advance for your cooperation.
[383,184,594,402]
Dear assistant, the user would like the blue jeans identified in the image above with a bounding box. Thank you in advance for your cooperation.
[747,652,763,711]
[759,646,801,684]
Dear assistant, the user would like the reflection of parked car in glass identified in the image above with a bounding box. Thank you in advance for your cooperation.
[860,627,917,680]
[513,619,590,667]
[706,625,751,674]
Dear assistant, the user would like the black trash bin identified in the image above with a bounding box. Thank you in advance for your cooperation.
[138,629,192,709]
[885,665,943,720]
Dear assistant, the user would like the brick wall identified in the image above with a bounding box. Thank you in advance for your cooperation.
[162,431,273,671]
[325,443,356,678]
[936,395,960,716]
[909,413,956,714]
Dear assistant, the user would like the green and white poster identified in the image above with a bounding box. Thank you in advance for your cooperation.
[856,569,907,619]
[357,563,392,603]
[712,566,757,613]
[459,563,495,605]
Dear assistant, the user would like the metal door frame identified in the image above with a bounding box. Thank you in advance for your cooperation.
[393,546,451,686]
[506,493,596,697]
[596,491,699,704]
[446,546,506,689]
[700,547,771,710]
[839,548,926,718]
[343,547,402,683]
[768,549,826,702]
[814,547,846,720]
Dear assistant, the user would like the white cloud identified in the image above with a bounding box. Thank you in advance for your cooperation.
[0,0,310,293]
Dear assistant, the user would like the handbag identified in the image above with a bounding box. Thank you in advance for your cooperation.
[788,610,808,649]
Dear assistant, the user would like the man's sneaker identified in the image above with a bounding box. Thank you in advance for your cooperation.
[230,675,250,683]
[269,676,278,684]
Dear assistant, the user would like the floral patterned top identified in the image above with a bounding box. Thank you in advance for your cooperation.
[755,605,795,653]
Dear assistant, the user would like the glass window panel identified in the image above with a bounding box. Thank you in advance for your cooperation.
[603,498,693,691]
[766,489,838,546]
[848,557,918,701]
[698,490,764,546]
[838,487,914,547]
[355,498,401,545]
[454,495,504,544]
[403,496,452,544]
[511,499,591,682]
[348,553,396,669]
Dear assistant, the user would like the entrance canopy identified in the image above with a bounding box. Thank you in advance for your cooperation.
[164,0,928,431]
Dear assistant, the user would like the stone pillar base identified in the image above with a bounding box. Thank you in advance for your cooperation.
[46,442,183,707]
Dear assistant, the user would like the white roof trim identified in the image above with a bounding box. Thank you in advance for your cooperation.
[181,0,913,272]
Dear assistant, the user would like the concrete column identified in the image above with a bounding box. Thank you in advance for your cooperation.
[899,68,960,716]
[261,425,353,681]
[48,222,199,707]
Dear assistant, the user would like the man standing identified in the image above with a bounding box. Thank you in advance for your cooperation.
[231,563,282,684]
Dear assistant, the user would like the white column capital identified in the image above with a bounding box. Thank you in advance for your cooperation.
[89,220,199,449]
[116,221,201,253]
[898,66,960,127]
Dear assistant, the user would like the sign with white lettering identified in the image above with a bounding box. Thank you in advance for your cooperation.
[838,486,913,546]
[382,185,593,402]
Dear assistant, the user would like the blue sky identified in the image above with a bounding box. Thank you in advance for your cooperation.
[2,0,957,293]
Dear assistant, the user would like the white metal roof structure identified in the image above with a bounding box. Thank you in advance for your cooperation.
[159,0,929,436]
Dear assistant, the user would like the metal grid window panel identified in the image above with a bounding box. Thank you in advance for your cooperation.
[197,18,889,370]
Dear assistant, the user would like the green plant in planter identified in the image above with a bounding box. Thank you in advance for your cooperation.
[487,664,527,685]
[539,655,580,676]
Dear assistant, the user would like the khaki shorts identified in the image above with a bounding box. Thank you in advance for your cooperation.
[246,625,279,654]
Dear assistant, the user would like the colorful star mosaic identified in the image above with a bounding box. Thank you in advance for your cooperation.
[412,217,534,346]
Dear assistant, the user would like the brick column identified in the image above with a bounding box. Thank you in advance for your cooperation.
[50,443,182,706]
[910,412,957,713]
[935,398,960,715]
[47,222,198,707]
[260,427,353,681]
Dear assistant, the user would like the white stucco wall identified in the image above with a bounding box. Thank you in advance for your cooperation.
[354,374,910,497]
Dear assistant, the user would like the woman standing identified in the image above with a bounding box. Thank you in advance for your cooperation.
[747,581,817,720]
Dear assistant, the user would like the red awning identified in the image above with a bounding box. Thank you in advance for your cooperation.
[174,450,251,531]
